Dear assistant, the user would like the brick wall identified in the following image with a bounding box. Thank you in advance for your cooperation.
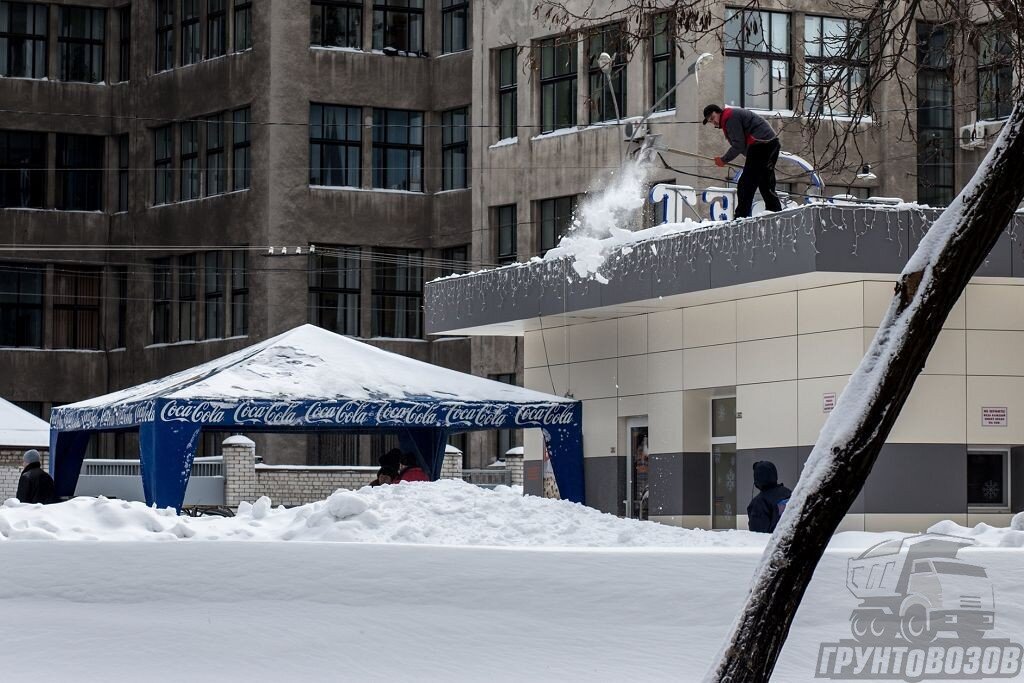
[0,449,49,501]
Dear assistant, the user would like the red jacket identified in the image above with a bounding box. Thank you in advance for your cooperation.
[398,466,429,482]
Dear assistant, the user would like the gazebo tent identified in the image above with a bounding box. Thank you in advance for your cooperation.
[0,397,50,449]
[49,325,584,509]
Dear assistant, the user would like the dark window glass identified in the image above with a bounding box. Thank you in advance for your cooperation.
[309,432,361,466]
[587,23,627,123]
[56,133,104,211]
[803,16,868,116]
[916,23,953,206]
[180,121,200,201]
[724,9,791,110]
[441,0,467,54]
[177,254,196,340]
[372,0,422,54]
[309,247,361,336]
[538,195,575,254]
[439,244,468,277]
[232,106,251,190]
[0,263,43,347]
[205,112,226,196]
[490,373,518,457]
[155,0,174,71]
[538,36,577,133]
[651,13,675,111]
[153,125,173,205]
[59,5,105,82]
[712,397,737,438]
[495,204,516,265]
[207,0,226,58]
[497,46,517,140]
[233,0,251,52]
[230,249,247,336]
[180,0,199,65]
[13,400,43,417]
[204,250,224,338]
[114,264,127,347]
[151,257,173,343]
[977,27,1012,120]
[0,129,46,208]
[309,103,361,187]
[0,1,48,78]
[117,5,130,81]
[967,451,1008,507]
[372,108,423,191]
[311,0,361,49]
[442,107,468,190]
[372,247,421,338]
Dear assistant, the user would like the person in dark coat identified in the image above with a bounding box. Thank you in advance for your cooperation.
[747,460,791,533]
[16,449,56,504]
[396,451,429,482]
[703,104,783,219]
[370,448,402,487]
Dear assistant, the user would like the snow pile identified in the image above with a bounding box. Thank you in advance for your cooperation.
[0,479,761,547]
[927,512,1024,548]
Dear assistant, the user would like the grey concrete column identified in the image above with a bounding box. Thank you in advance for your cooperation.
[222,435,257,506]
[441,450,463,480]
[505,451,524,488]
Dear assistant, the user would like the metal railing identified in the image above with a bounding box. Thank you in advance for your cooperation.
[81,456,223,477]
[462,467,511,489]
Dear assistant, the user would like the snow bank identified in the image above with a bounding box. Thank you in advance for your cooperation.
[928,512,1024,548]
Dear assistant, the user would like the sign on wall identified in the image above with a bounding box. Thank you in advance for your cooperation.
[982,406,1008,427]
[823,393,836,413]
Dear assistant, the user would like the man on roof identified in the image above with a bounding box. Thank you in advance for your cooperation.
[703,104,783,219]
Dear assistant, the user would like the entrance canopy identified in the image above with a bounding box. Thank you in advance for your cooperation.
[50,325,583,509]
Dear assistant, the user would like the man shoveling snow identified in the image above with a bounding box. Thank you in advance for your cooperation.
[703,103,783,218]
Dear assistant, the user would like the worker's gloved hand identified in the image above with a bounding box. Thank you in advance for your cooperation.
[714,156,726,168]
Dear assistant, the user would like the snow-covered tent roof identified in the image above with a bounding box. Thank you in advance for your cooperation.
[49,325,584,510]
[0,397,49,449]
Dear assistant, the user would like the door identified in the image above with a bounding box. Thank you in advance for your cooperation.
[711,396,737,530]
[624,417,649,519]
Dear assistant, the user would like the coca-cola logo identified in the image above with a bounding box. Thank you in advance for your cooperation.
[159,400,227,424]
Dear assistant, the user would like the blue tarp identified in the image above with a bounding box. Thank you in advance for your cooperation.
[49,325,585,509]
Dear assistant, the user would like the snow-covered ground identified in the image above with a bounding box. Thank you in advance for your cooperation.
[2,482,1023,682]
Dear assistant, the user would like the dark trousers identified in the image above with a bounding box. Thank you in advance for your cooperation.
[735,138,782,218]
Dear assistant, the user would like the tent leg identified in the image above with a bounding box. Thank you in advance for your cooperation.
[398,428,449,480]
[138,422,202,510]
[544,423,586,505]
[49,430,92,499]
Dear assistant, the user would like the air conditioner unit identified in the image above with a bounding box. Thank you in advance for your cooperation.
[959,121,987,150]
[624,121,649,141]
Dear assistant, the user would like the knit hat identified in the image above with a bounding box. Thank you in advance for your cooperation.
[23,449,41,465]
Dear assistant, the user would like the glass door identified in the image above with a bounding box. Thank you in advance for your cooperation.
[711,396,737,530]
[624,417,649,519]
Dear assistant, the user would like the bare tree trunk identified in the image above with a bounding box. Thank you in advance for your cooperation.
[709,101,1024,682]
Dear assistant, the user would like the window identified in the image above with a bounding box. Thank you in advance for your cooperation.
[56,133,104,211]
[180,121,200,201]
[372,248,422,338]
[491,373,517,457]
[441,0,467,54]
[177,254,196,340]
[917,23,953,207]
[311,0,361,49]
[442,107,468,190]
[232,106,251,190]
[804,16,867,116]
[230,250,247,336]
[153,125,173,205]
[0,1,48,79]
[114,265,127,347]
[59,6,105,82]
[152,258,172,343]
[0,129,46,208]
[13,400,43,417]
[587,23,627,123]
[116,134,129,212]
[155,0,174,71]
[439,244,468,277]
[538,195,575,254]
[117,5,130,81]
[207,0,226,58]
[0,263,43,347]
[496,46,517,140]
[372,108,423,191]
[539,36,577,133]
[309,248,361,336]
[651,13,675,111]
[495,204,516,265]
[309,432,360,466]
[372,0,422,54]
[233,0,251,52]
[967,451,1009,508]
[309,103,361,187]
[205,113,226,196]
[53,267,101,349]
[724,9,791,110]
[204,250,224,338]
[180,0,199,65]
[977,27,1012,120]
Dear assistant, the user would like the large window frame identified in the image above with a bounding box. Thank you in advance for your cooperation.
[372,108,423,192]
[916,22,954,207]
[311,0,362,50]
[309,247,361,337]
[205,112,226,196]
[53,267,102,349]
[537,195,576,254]
[117,133,129,212]
[496,46,517,140]
[967,449,1010,510]
[977,26,1012,120]
[0,129,46,208]
[180,0,200,66]
[204,250,224,339]
[442,107,468,190]
[59,5,105,83]
[803,15,868,116]
[0,263,44,348]
[115,264,127,347]
[154,125,173,205]
[177,253,197,341]
[309,103,361,188]
[538,35,577,133]
[372,0,423,55]
[651,12,675,111]
[0,1,48,79]
[587,23,627,124]
[441,0,467,54]
[230,250,248,336]
[371,247,422,339]
[233,0,252,52]
[724,8,791,111]
[155,0,174,72]
[117,4,130,81]
[151,257,173,344]
[56,133,104,211]
[207,0,226,58]
[180,121,200,201]
[495,204,517,265]
[232,106,251,190]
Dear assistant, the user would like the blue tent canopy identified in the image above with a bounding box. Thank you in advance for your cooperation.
[49,325,584,509]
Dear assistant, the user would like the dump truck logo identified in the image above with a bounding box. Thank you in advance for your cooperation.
[816,533,1022,681]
